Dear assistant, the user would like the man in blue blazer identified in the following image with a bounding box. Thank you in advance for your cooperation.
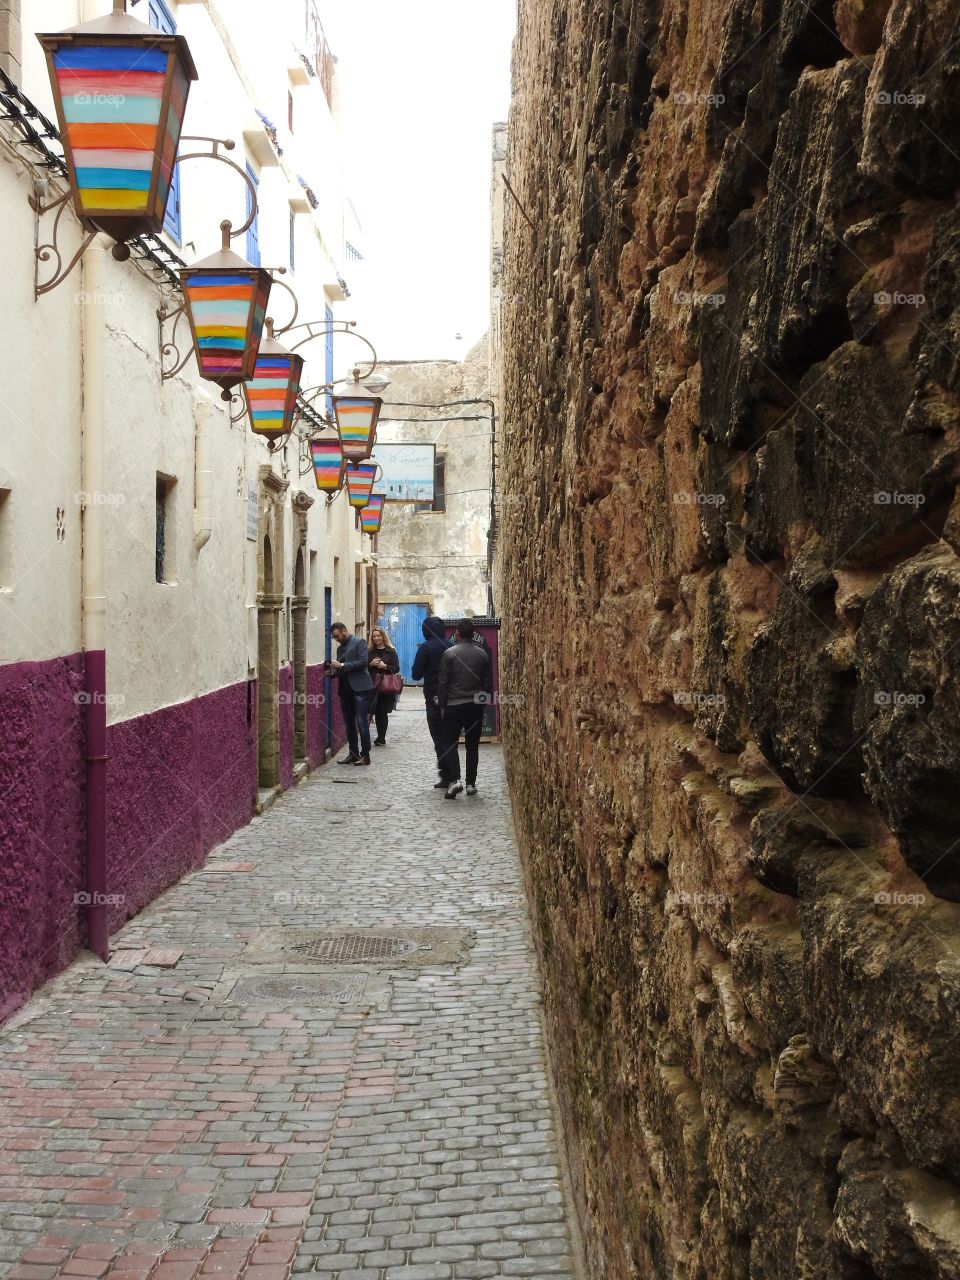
[329,622,375,765]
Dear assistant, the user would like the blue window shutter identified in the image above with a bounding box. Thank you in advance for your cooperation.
[246,163,261,266]
[148,0,181,243]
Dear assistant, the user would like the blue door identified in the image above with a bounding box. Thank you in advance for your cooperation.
[379,603,429,684]
[324,587,333,749]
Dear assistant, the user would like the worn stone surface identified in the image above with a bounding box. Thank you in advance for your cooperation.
[0,707,580,1279]
[499,0,960,1276]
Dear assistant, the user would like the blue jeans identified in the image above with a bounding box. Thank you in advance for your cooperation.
[340,688,372,757]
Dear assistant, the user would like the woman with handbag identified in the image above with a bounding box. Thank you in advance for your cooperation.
[368,628,402,745]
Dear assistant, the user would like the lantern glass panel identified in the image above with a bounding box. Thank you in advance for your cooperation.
[183,268,271,387]
[333,391,382,462]
[310,433,345,494]
[244,351,304,441]
[346,463,378,510]
[40,20,196,240]
[359,494,385,534]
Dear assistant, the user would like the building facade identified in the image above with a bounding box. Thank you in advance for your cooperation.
[0,0,378,1018]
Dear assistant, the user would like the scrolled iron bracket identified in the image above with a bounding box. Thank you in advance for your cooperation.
[30,183,96,298]
[158,297,194,380]
[174,136,259,237]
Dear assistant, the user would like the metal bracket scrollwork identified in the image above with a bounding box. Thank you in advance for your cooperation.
[158,297,193,379]
[31,183,96,298]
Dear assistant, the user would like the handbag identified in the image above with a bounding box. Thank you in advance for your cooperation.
[377,671,404,695]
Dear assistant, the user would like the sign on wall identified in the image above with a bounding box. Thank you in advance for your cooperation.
[371,443,436,503]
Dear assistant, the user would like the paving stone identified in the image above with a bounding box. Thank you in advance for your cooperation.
[0,708,579,1279]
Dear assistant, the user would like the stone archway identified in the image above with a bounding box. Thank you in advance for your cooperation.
[256,467,288,791]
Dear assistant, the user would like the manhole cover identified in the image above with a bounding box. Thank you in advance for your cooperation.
[289,934,421,963]
[229,973,365,1005]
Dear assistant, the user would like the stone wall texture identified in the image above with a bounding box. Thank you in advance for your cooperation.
[499,1,960,1277]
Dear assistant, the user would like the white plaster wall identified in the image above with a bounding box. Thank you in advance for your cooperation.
[1,0,370,715]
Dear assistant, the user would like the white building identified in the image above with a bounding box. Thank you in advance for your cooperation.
[0,0,379,1017]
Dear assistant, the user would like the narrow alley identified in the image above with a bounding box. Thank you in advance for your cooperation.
[0,706,580,1280]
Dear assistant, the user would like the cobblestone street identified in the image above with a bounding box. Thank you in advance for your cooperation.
[0,705,580,1280]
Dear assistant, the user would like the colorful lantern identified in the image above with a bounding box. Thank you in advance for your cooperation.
[180,225,272,397]
[345,462,379,510]
[309,427,345,496]
[39,4,197,248]
[332,371,383,462]
[243,324,305,443]
[359,494,385,535]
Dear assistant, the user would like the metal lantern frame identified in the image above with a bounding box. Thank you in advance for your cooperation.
[177,220,273,398]
[331,371,384,463]
[37,0,198,251]
[242,320,305,446]
[309,424,346,498]
[345,461,381,511]
[359,493,385,536]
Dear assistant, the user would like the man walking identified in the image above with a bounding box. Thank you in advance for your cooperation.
[328,622,375,766]
[437,619,491,799]
[412,615,453,788]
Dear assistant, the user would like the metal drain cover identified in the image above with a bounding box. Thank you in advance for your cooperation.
[244,925,477,969]
[229,973,365,1005]
[289,934,421,963]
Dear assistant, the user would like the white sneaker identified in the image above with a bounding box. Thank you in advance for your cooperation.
[445,782,464,800]
[465,784,477,796]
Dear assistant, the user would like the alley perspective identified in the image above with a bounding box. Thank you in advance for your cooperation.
[2,1,960,1279]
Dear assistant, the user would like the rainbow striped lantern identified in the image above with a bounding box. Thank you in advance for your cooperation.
[180,228,272,398]
[345,462,379,511]
[359,494,385,536]
[331,372,384,463]
[242,326,305,444]
[309,427,346,496]
[39,4,197,249]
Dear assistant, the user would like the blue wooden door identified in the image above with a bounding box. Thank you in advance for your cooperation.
[379,603,429,683]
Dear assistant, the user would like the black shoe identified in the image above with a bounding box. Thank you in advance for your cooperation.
[339,755,360,765]
[373,738,386,746]
[434,780,448,789]
[354,753,371,766]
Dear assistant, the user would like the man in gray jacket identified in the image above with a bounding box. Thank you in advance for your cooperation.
[437,619,491,799]
[329,622,375,765]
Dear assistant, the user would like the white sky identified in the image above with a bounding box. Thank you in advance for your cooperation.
[319,1,516,363]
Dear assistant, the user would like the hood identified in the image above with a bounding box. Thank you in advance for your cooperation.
[422,615,447,640]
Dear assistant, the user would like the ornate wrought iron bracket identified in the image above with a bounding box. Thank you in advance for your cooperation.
[174,136,260,237]
[30,185,96,298]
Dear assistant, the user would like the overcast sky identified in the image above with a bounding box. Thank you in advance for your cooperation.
[319,1,516,363]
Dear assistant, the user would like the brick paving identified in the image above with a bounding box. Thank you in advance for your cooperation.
[0,705,580,1280]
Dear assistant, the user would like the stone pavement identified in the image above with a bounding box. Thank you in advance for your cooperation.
[0,703,582,1280]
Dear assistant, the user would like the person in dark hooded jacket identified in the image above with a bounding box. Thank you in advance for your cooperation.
[411,615,453,785]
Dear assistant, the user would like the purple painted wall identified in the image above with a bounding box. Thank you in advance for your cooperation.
[106,680,256,931]
[0,655,86,1020]
[306,663,348,762]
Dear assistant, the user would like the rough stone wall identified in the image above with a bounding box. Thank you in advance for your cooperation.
[499,2,960,1277]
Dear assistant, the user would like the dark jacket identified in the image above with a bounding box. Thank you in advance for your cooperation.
[369,644,401,712]
[411,616,452,704]
[438,640,490,709]
[335,635,375,694]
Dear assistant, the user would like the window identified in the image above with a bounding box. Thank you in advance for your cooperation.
[246,162,260,266]
[155,474,176,583]
[148,0,182,244]
[288,90,294,134]
[416,456,446,513]
[289,209,296,273]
